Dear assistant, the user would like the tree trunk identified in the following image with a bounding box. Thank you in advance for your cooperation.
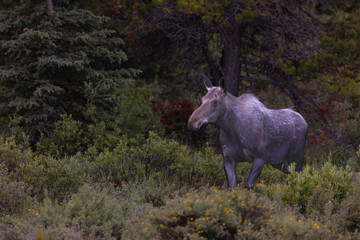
[221,26,242,97]
[202,44,222,86]
[47,0,53,11]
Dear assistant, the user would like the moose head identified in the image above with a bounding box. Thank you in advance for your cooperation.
[187,76,227,132]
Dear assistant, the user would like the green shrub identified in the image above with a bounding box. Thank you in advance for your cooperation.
[0,184,155,240]
[86,121,124,152]
[122,187,275,239]
[124,178,174,207]
[36,115,127,158]
[235,163,288,188]
[330,174,360,232]
[117,83,162,137]
[0,135,33,171]
[59,185,125,238]
[20,155,86,201]
[305,143,358,170]
[0,163,32,216]
[266,161,353,214]
[265,213,343,240]
[122,187,346,240]
[76,131,225,188]
[35,81,163,156]
[36,114,87,158]
[134,132,225,187]
[75,135,146,184]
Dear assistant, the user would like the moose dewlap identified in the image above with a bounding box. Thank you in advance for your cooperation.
[187,76,308,189]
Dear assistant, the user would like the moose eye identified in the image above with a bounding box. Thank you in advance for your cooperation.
[213,100,218,105]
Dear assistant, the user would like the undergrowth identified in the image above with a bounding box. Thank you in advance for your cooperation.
[0,123,359,239]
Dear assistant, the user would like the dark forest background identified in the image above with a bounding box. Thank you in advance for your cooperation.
[0,0,359,239]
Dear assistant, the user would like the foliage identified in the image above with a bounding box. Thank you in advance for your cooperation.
[305,143,359,170]
[116,83,162,137]
[0,1,360,239]
[0,0,138,142]
[146,0,320,110]
[152,99,194,141]
[0,129,360,239]
[76,131,225,188]
[332,175,360,232]
[35,82,162,157]
[0,133,85,202]
[36,114,87,157]
[123,187,347,240]
[0,184,143,240]
[294,1,360,146]
[0,163,32,216]
[0,135,32,171]
[20,155,86,201]
[266,162,353,214]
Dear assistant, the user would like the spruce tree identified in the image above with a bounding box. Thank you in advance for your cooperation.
[0,0,138,141]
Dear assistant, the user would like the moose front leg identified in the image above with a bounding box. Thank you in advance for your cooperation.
[221,146,237,189]
[223,156,237,189]
[245,158,265,189]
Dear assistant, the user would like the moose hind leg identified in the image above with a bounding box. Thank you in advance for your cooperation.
[288,131,307,172]
[245,158,265,189]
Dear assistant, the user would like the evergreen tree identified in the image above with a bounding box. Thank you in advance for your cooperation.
[0,0,138,141]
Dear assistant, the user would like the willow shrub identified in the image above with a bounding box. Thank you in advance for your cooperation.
[20,155,86,201]
[0,184,142,240]
[0,163,32,216]
[36,114,87,158]
[1,134,86,202]
[0,135,32,171]
[330,175,360,232]
[265,161,353,215]
[77,131,226,189]
[122,187,345,240]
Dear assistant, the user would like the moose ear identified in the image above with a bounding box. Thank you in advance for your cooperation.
[203,75,213,90]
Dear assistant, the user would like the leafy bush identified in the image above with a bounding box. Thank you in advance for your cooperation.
[36,114,87,158]
[36,115,127,157]
[0,184,155,240]
[330,174,360,232]
[266,161,353,214]
[35,82,162,157]
[0,163,32,216]
[122,187,275,239]
[122,187,345,240]
[134,132,224,187]
[0,135,32,171]
[20,155,86,201]
[265,212,343,240]
[117,83,162,137]
[78,136,145,184]
[306,142,359,170]
[1,123,360,239]
[86,121,124,152]
[76,131,225,188]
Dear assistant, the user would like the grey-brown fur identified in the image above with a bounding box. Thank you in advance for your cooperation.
[188,78,308,189]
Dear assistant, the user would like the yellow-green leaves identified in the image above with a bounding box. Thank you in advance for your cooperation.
[236,9,260,23]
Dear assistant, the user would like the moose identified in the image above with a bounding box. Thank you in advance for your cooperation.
[187,76,308,189]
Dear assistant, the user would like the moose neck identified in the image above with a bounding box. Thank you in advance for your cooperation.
[217,93,245,139]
